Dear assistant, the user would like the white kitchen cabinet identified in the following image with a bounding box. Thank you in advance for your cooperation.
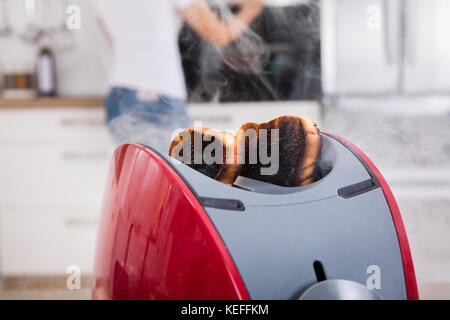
[0,106,112,276]
[322,0,401,95]
[0,108,110,142]
[0,108,113,213]
[403,0,450,93]
[1,213,98,275]
[322,0,450,97]
[0,145,111,211]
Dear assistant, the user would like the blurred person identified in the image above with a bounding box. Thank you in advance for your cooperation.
[95,0,264,153]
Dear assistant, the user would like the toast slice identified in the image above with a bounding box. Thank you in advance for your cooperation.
[237,116,322,187]
[169,127,241,185]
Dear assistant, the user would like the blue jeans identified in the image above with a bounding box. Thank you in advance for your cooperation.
[105,87,191,153]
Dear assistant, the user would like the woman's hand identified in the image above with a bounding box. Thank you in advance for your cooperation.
[180,0,264,48]
[238,0,264,24]
[243,0,264,12]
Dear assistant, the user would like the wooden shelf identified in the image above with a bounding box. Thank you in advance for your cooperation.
[0,97,104,108]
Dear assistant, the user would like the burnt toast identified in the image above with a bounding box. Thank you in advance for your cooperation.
[169,116,322,187]
[169,127,241,185]
[237,116,322,187]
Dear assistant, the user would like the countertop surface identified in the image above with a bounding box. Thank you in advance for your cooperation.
[0,98,105,108]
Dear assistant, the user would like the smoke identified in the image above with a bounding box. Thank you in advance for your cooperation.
[179,0,322,103]
[109,0,323,152]
[108,97,191,154]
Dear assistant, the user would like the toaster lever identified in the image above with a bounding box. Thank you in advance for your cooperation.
[313,260,327,282]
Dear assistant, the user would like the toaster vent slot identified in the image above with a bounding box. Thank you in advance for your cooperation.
[338,178,380,199]
[200,197,245,211]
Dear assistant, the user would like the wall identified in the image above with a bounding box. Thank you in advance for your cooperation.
[0,0,111,96]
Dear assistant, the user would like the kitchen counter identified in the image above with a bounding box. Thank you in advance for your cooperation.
[0,99,322,127]
[0,98,105,108]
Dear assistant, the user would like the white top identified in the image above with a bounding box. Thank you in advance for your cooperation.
[94,0,194,100]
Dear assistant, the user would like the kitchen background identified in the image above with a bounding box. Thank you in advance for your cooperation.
[0,0,449,299]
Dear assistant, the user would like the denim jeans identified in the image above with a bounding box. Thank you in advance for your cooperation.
[105,87,191,153]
